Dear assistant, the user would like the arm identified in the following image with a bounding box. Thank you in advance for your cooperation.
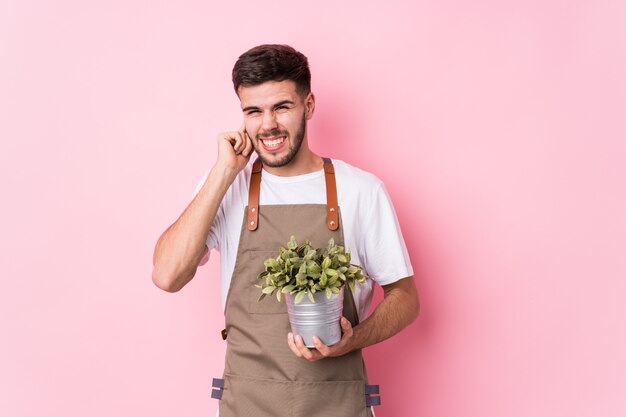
[288,276,420,360]
[151,127,253,292]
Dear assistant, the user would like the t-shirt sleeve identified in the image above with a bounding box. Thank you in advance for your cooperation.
[192,171,223,265]
[359,182,413,286]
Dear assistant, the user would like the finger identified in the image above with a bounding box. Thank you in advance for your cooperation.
[233,132,244,154]
[221,132,240,151]
[295,335,317,361]
[340,317,354,337]
[312,336,330,357]
[294,334,310,356]
[243,130,253,157]
[287,333,302,357]
[237,125,247,153]
[219,132,235,145]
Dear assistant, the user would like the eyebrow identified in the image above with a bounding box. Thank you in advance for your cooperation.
[242,100,295,113]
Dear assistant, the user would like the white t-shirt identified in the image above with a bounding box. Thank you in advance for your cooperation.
[194,158,413,320]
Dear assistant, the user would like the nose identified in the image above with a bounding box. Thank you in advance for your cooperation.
[261,110,278,132]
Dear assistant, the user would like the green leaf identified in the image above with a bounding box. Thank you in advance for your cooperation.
[295,291,305,304]
[281,285,295,293]
[325,268,338,277]
[264,258,279,269]
[296,272,307,286]
[308,271,321,280]
[288,236,298,250]
[258,293,267,302]
[262,286,276,294]
[276,290,282,302]
[348,280,356,293]
[319,272,328,287]
[326,287,332,299]
[307,290,315,303]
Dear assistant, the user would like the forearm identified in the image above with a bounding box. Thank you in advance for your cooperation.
[152,163,238,292]
[350,276,420,351]
[289,276,420,359]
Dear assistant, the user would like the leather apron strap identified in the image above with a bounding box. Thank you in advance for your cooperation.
[323,157,340,230]
[247,157,339,231]
[246,159,262,231]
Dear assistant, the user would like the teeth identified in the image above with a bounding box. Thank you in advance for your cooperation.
[263,137,285,147]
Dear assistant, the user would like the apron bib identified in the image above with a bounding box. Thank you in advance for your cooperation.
[212,158,380,417]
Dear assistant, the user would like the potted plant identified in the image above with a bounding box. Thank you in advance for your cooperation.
[257,236,368,347]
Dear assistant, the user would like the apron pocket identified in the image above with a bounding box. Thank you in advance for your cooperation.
[221,374,372,417]
[292,379,370,417]
[220,373,292,417]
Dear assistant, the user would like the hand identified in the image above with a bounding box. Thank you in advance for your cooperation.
[287,317,355,361]
[215,125,253,174]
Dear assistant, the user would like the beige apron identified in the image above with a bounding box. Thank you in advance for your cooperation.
[211,158,380,417]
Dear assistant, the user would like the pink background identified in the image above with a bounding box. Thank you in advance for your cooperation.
[1,1,625,416]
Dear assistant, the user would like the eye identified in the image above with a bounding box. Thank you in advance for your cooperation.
[275,105,289,111]
[245,109,261,116]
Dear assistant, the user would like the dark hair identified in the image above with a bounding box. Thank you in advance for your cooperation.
[232,44,311,97]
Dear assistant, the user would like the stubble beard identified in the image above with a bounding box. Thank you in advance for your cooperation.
[254,114,306,168]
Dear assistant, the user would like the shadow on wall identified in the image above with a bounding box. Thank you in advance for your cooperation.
[307,83,368,165]
[309,86,436,417]
[363,235,433,417]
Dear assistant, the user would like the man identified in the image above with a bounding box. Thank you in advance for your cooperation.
[152,44,419,417]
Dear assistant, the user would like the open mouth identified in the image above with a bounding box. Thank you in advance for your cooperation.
[260,135,286,151]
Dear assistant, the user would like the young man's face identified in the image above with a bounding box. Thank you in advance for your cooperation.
[239,80,314,168]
